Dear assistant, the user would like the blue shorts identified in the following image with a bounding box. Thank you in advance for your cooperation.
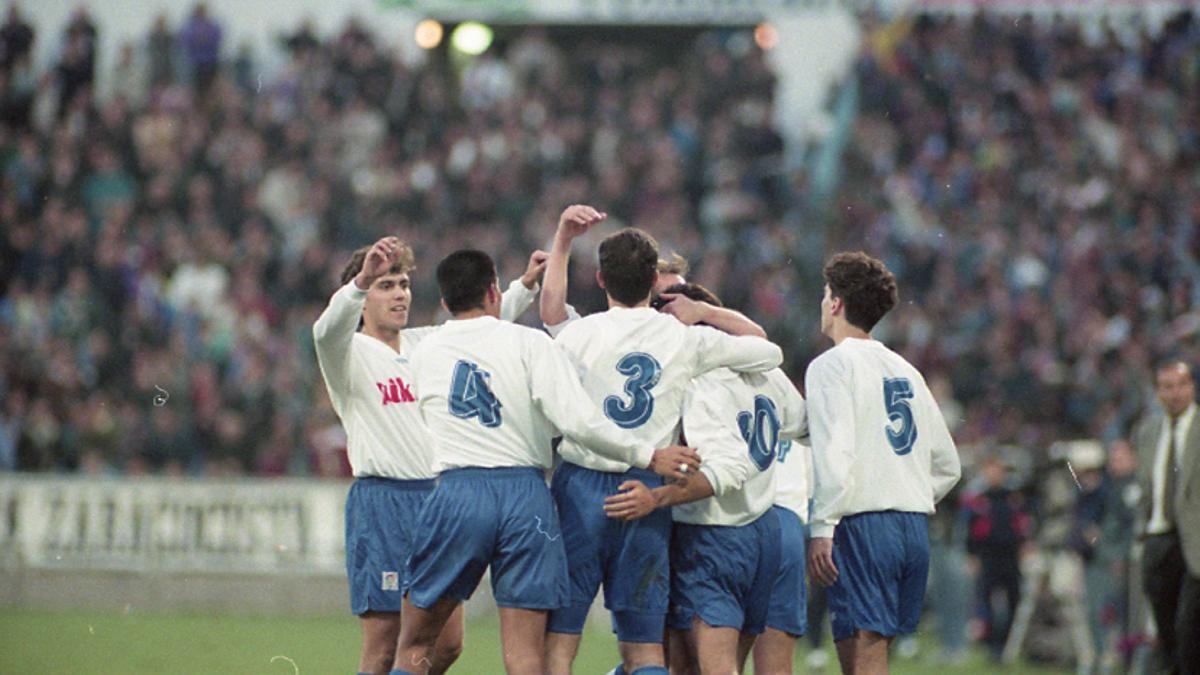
[827,511,929,642]
[345,476,434,615]
[546,462,671,643]
[767,506,808,636]
[406,467,569,611]
[668,508,781,636]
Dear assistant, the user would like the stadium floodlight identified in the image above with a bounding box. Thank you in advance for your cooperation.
[754,23,778,50]
[415,19,444,50]
[450,22,493,56]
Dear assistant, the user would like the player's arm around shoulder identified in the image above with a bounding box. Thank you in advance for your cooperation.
[689,323,783,376]
[656,292,767,338]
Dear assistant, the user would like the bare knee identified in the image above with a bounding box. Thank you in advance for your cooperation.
[544,645,576,675]
[429,640,462,673]
[502,650,544,675]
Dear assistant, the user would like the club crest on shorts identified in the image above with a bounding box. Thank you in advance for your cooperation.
[381,571,400,591]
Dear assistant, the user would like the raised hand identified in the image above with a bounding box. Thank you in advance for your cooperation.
[556,204,607,242]
[521,250,549,289]
[355,237,402,290]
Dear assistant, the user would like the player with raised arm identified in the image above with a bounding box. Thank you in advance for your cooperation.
[391,250,700,675]
[312,237,546,675]
[805,252,961,675]
[538,208,784,675]
[601,283,808,675]
[540,205,766,339]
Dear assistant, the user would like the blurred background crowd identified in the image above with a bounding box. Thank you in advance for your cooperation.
[1,3,1198,669]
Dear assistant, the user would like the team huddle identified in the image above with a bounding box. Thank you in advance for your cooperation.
[313,205,961,675]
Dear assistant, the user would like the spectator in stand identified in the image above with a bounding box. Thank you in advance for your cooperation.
[0,5,34,74]
[179,3,222,96]
[964,456,1033,662]
[145,15,175,89]
[56,7,95,114]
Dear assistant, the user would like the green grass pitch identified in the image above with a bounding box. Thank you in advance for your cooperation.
[0,608,1071,673]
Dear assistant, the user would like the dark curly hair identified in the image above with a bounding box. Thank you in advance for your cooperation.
[823,251,898,332]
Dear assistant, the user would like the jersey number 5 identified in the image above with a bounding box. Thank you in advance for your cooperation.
[738,395,781,471]
[883,377,918,455]
[449,360,502,428]
[603,352,662,429]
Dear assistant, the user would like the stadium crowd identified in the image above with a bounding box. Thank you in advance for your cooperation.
[0,6,787,477]
[840,11,1200,449]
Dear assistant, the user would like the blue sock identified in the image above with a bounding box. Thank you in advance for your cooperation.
[389,670,417,675]
[629,667,669,675]
[612,666,626,675]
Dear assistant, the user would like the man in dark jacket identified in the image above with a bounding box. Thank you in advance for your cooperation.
[964,456,1033,661]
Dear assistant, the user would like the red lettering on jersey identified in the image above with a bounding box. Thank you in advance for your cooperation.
[377,377,416,406]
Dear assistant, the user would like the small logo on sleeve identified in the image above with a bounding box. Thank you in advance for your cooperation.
[381,571,400,591]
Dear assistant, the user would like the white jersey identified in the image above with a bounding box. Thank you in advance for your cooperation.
[773,439,813,523]
[410,315,658,473]
[805,337,961,538]
[313,279,537,479]
[553,307,784,473]
[674,368,806,527]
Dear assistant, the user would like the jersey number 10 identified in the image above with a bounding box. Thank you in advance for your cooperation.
[738,395,781,471]
[449,360,502,428]
[883,377,918,455]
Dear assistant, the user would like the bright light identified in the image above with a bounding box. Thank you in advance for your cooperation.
[450,22,493,56]
[754,23,778,51]
[415,19,444,50]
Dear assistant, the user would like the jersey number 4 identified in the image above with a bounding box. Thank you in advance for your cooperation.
[738,395,781,471]
[449,360,502,428]
[603,352,662,429]
[883,377,918,455]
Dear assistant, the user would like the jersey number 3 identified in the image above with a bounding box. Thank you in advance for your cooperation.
[604,352,662,429]
[449,360,502,428]
[883,377,917,455]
